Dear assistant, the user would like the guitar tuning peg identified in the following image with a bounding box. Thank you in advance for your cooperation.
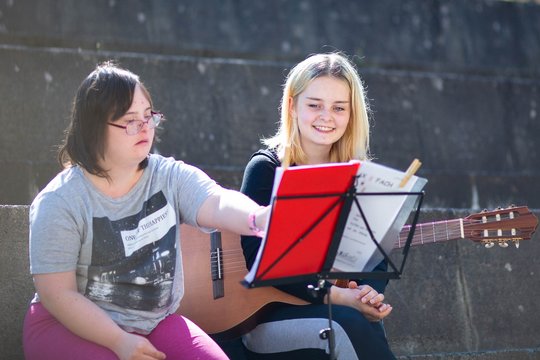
[498,242,509,248]
[485,242,495,249]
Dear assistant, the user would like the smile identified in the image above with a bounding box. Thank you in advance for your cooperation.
[314,125,335,132]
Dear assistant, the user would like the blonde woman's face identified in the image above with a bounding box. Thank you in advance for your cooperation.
[292,76,351,157]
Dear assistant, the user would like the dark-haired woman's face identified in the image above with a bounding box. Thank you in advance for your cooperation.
[103,85,154,168]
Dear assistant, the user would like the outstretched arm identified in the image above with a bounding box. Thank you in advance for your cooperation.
[196,187,270,236]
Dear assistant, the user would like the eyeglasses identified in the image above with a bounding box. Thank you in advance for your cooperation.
[108,111,164,135]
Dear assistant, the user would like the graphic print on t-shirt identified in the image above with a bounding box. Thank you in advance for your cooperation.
[87,191,177,311]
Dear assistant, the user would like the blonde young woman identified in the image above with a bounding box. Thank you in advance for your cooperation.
[239,53,396,360]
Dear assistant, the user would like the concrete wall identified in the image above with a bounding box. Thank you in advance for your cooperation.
[0,0,539,208]
[1,48,539,208]
[1,0,539,74]
[2,206,539,359]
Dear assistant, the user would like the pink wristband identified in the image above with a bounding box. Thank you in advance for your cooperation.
[248,206,266,238]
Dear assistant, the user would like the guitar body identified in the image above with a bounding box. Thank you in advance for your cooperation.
[177,226,308,340]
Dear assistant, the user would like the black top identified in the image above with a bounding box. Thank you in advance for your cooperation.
[240,149,389,303]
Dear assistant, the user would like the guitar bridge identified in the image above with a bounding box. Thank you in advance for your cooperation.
[210,232,225,299]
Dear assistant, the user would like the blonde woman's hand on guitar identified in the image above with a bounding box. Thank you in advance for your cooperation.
[329,281,393,322]
[349,281,393,321]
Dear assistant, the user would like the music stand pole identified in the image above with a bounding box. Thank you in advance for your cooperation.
[309,279,336,360]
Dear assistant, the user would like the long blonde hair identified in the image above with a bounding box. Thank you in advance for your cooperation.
[264,53,371,166]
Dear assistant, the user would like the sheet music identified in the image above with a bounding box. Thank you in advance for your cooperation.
[332,161,427,272]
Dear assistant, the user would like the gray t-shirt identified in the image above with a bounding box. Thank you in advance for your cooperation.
[29,154,218,334]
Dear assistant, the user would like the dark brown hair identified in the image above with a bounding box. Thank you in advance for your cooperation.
[58,61,153,177]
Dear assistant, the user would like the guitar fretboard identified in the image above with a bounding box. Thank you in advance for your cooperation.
[395,219,463,249]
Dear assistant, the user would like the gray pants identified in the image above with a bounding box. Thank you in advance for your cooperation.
[241,304,395,360]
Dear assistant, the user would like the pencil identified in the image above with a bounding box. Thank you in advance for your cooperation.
[399,158,422,188]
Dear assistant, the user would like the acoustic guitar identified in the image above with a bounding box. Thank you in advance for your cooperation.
[177,206,537,340]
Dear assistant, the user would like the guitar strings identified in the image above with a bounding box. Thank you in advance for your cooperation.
[396,217,521,248]
[209,250,249,274]
[397,219,461,248]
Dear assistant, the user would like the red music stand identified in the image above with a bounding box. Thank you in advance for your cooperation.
[243,162,425,288]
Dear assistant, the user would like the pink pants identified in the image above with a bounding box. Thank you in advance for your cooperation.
[23,302,229,360]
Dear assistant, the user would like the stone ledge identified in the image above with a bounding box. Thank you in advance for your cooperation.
[397,347,540,360]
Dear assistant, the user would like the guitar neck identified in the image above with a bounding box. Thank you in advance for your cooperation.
[394,218,463,249]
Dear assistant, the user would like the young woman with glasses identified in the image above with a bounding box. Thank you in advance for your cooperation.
[23,61,270,360]
[238,53,397,359]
